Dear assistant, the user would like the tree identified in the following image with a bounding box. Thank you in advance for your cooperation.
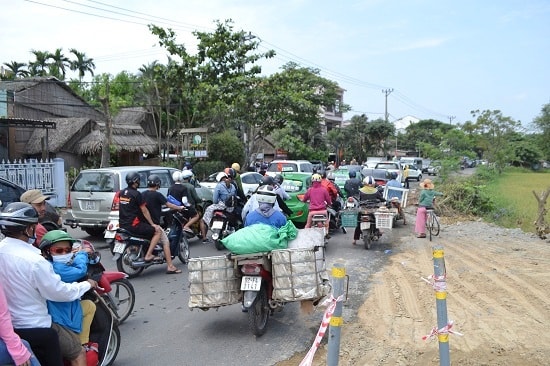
[1,61,29,79]
[69,49,96,82]
[469,109,521,173]
[364,119,396,158]
[402,119,452,151]
[28,49,50,76]
[48,48,70,80]
[533,102,550,159]
[207,130,244,165]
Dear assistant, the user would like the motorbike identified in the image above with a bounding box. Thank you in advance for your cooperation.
[111,216,190,278]
[211,196,243,251]
[79,239,136,324]
[311,212,329,245]
[357,199,385,250]
[80,288,121,366]
[229,252,283,336]
[327,195,346,235]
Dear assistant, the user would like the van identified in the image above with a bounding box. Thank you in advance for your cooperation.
[265,160,314,175]
[64,166,213,237]
[400,157,423,170]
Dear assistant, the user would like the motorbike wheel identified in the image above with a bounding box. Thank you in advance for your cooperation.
[363,229,372,250]
[247,285,269,336]
[101,324,121,366]
[214,239,225,251]
[116,244,144,278]
[104,278,135,324]
[177,234,190,264]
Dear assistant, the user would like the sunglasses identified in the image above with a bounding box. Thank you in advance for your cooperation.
[50,247,72,255]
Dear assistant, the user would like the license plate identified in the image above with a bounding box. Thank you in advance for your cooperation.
[84,200,97,210]
[211,220,224,229]
[113,242,126,254]
[104,230,116,239]
[240,276,262,291]
[360,222,371,230]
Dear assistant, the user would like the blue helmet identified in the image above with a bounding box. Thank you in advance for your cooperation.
[348,171,356,178]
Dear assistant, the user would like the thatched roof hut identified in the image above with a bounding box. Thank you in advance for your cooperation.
[113,107,157,138]
[26,118,157,155]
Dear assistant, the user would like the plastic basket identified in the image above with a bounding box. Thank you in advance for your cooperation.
[374,211,394,229]
[340,210,358,227]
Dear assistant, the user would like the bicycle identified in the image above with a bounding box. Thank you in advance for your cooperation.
[425,207,440,241]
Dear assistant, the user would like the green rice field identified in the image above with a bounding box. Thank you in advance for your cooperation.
[486,170,550,233]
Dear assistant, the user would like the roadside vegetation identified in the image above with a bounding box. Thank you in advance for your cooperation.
[435,165,549,234]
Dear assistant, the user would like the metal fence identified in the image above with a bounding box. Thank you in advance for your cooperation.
[0,158,66,207]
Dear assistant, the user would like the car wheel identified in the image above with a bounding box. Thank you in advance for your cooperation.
[417,174,422,181]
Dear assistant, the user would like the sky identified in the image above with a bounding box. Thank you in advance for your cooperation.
[2,0,549,128]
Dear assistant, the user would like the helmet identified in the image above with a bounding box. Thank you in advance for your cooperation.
[147,174,161,187]
[231,163,241,172]
[224,167,236,179]
[181,170,193,180]
[311,174,322,182]
[125,172,140,185]
[184,161,192,169]
[363,176,376,186]
[259,175,275,186]
[256,185,277,204]
[327,172,335,181]
[319,169,327,179]
[0,202,39,229]
[273,174,284,185]
[389,171,398,180]
[39,229,76,250]
[216,172,229,182]
[348,171,357,178]
[172,171,183,182]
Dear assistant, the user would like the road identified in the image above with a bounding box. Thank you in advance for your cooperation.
[68,182,420,365]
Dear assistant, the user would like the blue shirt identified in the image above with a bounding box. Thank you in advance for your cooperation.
[245,210,287,229]
[213,182,237,204]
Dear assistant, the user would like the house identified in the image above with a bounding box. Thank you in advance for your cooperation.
[0,77,157,169]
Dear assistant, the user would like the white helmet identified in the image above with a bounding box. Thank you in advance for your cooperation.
[181,170,193,180]
[256,185,277,204]
[172,171,183,182]
[363,176,376,186]
[216,172,229,182]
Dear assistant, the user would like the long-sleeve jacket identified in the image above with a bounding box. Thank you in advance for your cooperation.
[0,283,31,365]
[302,182,332,211]
[47,252,89,333]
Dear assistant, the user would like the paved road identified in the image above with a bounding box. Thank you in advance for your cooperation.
[68,199,416,365]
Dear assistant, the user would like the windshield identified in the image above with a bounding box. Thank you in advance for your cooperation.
[72,172,116,192]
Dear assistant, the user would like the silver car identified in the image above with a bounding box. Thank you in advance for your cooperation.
[64,166,213,237]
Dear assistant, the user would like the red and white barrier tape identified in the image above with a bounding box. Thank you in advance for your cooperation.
[421,274,447,292]
[299,294,344,366]
[422,320,463,341]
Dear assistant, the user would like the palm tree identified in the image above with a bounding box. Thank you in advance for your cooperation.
[48,48,70,80]
[28,49,50,76]
[1,61,29,79]
[69,48,95,82]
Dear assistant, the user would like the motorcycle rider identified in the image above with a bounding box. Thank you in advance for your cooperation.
[386,171,406,225]
[20,189,60,246]
[179,170,204,234]
[231,163,247,200]
[0,202,96,366]
[201,171,239,243]
[353,176,386,245]
[273,174,293,216]
[301,173,331,230]
[118,172,162,264]
[141,175,183,274]
[244,185,287,229]
[241,175,285,221]
[344,170,362,198]
[39,230,98,359]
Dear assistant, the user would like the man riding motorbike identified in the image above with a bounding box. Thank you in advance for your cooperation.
[344,170,362,198]
[353,176,385,245]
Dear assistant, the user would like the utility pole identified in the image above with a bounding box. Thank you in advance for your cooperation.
[448,116,455,125]
[382,88,393,122]
[100,81,112,168]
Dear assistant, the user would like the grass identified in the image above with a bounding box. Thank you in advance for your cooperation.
[485,169,550,233]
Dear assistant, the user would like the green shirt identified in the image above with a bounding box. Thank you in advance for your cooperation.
[418,189,443,207]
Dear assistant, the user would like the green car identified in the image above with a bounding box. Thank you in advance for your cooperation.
[279,172,312,228]
[330,167,364,198]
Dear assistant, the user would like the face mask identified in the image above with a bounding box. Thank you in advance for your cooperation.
[25,227,36,246]
[51,253,74,264]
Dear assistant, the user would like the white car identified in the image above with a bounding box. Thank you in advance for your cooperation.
[200,171,263,196]
[404,165,423,181]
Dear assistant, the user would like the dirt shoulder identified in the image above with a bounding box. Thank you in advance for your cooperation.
[283,220,550,365]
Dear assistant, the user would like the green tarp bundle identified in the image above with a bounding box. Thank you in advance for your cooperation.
[221,220,298,254]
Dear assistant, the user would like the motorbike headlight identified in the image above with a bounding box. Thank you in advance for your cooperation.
[212,233,219,240]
